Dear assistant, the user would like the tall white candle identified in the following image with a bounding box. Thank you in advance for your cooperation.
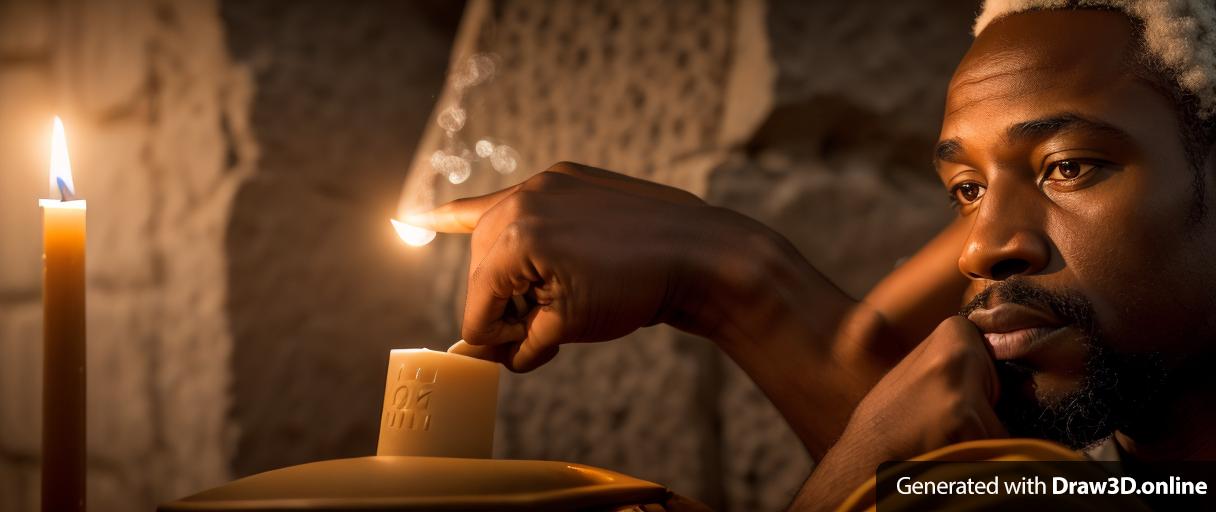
[40,116,86,512]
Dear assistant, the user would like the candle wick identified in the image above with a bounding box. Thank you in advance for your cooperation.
[56,176,76,201]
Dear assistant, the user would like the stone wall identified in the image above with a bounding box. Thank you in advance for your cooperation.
[0,0,252,510]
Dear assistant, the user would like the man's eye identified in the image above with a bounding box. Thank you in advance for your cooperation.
[1044,160,1096,181]
[950,182,986,205]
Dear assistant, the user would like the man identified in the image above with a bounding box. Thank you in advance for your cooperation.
[408,0,1216,509]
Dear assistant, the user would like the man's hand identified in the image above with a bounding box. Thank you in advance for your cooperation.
[410,162,730,372]
[409,160,978,460]
[791,316,1007,510]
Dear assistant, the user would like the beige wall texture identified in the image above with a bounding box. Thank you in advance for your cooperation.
[0,0,257,509]
[0,1,977,510]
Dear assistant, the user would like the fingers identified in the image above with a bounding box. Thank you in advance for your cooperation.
[447,306,564,373]
[448,339,514,364]
[405,185,520,233]
[407,161,697,234]
[922,316,1002,408]
[509,307,565,371]
[462,226,537,346]
[448,337,561,373]
[459,310,564,373]
[945,315,1001,406]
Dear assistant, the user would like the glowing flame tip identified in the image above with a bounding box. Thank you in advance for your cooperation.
[391,218,436,247]
[50,116,76,200]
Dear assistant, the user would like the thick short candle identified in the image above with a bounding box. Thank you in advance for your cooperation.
[40,199,86,512]
[377,348,499,458]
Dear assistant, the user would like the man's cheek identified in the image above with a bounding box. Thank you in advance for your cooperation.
[1073,255,1186,356]
[1052,218,1160,347]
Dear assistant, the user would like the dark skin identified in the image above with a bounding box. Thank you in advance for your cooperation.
[794,9,1216,509]
[409,7,1216,509]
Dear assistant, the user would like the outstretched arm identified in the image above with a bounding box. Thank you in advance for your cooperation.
[412,162,970,459]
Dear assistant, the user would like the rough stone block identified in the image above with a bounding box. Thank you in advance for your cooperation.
[76,121,157,288]
[62,0,153,117]
[441,0,734,192]
[0,302,42,456]
[85,289,155,464]
[766,0,976,134]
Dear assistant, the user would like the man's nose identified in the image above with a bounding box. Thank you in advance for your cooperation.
[957,185,1050,281]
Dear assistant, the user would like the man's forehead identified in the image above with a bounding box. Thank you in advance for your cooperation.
[956,9,1136,76]
[940,9,1142,147]
[946,54,1074,119]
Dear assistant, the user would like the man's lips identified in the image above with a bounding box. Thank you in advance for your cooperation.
[981,327,1070,360]
[967,303,1066,360]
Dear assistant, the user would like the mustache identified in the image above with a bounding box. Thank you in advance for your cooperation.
[959,277,1098,334]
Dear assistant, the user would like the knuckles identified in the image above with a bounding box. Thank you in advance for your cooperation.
[848,318,1003,457]
[924,317,988,369]
[499,220,544,253]
[500,189,541,217]
[522,166,580,192]
[543,161,589,176]
[929,315,981,343]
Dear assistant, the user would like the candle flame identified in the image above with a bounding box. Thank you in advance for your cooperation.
[391,218,437,247]
[50,117,76,200]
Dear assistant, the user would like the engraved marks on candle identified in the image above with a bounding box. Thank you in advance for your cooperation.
[384,364,439,431]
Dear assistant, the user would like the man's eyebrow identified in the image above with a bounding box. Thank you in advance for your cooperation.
[934,138,963,165]
[1006,112,1132,146]
[932,112,1132,168]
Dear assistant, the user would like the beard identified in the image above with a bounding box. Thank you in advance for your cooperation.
[960,278,1170,450]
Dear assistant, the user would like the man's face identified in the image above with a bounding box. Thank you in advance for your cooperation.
[937,9,1216,447]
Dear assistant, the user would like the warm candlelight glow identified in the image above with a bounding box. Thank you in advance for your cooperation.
[49,116,76,200]
[391,218,437,247]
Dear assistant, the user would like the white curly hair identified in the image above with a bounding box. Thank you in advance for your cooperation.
[974,0,1216,122]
